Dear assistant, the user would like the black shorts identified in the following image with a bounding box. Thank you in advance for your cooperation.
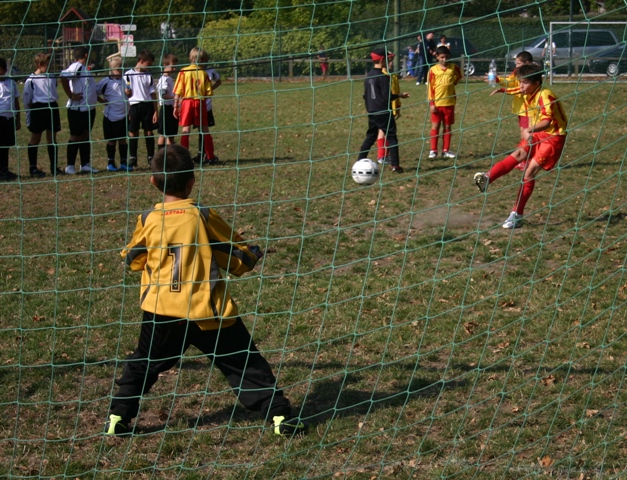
[103,116,128,141]
[157,104,178,136]
[207,109,215,128]
[129,102,156,132]
[67,109,96,136]
[28,102,61,134]
[0,116,17,146]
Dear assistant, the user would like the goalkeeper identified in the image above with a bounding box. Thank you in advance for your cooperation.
[105,145,306,437]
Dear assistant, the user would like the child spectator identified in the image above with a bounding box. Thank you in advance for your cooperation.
[96,56,129,172]
[23,53,61,177]
[357,47,409,174]
[60,46,98,174]
[474,63,568,229]
[125,50,157,167]
[406,46,415,78]
[437,35,451,49]
[173,47,217,165]
[427,45,462,159]
[0,57,21,181]
[193,59,222,164]
[489,51,534,141]
[318,46,329,81]
[156,53,178,151]
[104,144,307,437]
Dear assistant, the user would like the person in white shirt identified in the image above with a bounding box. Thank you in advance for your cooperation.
[124,50,157,167]
[0,57,21,182]
[60,46,98,175]
[97,56,129,172]
[156,53,178,150]
[23,52,61,177]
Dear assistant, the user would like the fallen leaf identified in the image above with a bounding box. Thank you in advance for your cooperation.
[585,409,600,418]
[464,321,478,335]
[542,375,556,386]
[538,455,553,467]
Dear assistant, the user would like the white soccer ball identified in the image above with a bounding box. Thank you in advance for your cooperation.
[352,158,380,185]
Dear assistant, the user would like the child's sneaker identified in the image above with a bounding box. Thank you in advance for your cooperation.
[119,163,133,172]
[273,416,307,437]
[30,168,46,178]
[104,414,130,436]
[147,156,153,166]
[192,153,202,164]
[107,163,119,172]
[128,157,138,168]
[473,172,489,193]
[65,165,77,175]
[80,164,99,174]
[202,155,219,166]
[391,165,404,173]
[377,156,391,165]
[442,151,456,159]
[428,150,438,159]
[502,211,523,229]
[0,170,18,181]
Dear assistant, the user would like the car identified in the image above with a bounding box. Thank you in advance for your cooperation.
[508,29,620,71]
[445,36,480,76]
[587,42,627,76]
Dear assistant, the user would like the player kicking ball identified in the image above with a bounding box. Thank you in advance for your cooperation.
[474,63,568,229]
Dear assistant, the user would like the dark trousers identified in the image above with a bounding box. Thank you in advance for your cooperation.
[416,56,428,83]
[358,112,400,166]
[110,312,292,422]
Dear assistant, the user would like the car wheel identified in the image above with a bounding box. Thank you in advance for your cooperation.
[463,62,476,76]
[606,62,619,77]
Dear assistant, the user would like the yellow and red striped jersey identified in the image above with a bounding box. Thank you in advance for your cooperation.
[497,71,525,115]
[427,63,462,107]
[173,65,212,100]
[524,86,568,136]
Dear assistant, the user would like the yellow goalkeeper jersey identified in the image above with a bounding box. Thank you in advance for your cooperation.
[497,71,525,115]
[173,65,213,100]
[122,198,259,330]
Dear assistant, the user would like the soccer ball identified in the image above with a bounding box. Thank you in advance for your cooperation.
[351,158,380,185]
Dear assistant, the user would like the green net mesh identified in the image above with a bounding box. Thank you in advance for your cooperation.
[1,1,626,478]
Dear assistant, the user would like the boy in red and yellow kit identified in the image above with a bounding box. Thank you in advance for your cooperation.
[173,47,217,164]
[474,63,568,229]
[489,51,534,140]
[427,46,462,159]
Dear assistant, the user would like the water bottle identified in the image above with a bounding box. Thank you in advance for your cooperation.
[488,59,497,87]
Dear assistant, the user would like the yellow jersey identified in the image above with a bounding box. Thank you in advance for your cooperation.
[497,71,525,116]
[122,198,259,330]
[524,85,568,136]
[427,63,462,107]
[173,65,213,100]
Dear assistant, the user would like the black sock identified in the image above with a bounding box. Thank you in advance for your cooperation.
[67,141,79,166]
[106,144,116,162]
[0,147,9,172]
[129,137,138,158]
[119,144,127,164]
[79,142,91,166]
[146,136,155,158]
[48,145,58,172]
[28,144,38,170]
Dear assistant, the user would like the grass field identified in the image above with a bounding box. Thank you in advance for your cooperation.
[0,75,626,479]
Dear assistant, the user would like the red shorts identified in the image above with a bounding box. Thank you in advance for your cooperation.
[517,132,566,171]
[321,62,329,73]
[179,99,209,127]
[431,105,455,125]
[518,115,529,129]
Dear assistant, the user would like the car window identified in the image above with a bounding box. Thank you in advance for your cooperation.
[589,31,618,46]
